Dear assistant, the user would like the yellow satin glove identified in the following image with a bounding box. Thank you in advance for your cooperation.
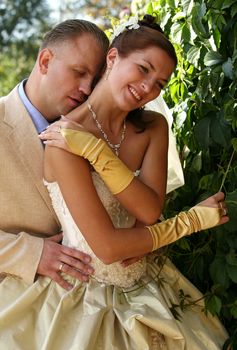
[147,206,221,251]
[60,128,134,194]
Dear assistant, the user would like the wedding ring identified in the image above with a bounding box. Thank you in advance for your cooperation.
[58,262,64,272]
[222,208,227,216]
[219,202,227,216]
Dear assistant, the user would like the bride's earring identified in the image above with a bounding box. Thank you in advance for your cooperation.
[104,67,111,81]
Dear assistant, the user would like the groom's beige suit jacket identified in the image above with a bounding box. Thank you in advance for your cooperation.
[0,86,60,284]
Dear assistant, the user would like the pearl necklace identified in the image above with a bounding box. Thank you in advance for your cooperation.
[87,102,126,156]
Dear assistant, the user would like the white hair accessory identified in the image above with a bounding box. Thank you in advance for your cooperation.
[110,16,140,42]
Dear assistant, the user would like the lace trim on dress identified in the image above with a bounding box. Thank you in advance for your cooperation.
[44,173,146,288]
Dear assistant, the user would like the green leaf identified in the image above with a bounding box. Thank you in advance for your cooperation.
[210,114,232,148]
[230,304,237,318]
[226,190,237,206]
[194,117,211,149]
[195,72,211,99]
[159,0,167,7]
[215,14,227,31]
[180,81,188,99]
[187,46,201,67]
[211,0,225,9]
[205,295,222,315]
[167,0,176,7]
[212,27,221,49]
[169,80,180,103]
[204,51,223,66]
[172,12,186,21]
[171,22,183,43]
[176,237,191,251]
[226,265,237,283]
[196,2,207,16]
[222,58,234,80]
[209,258,230,287]
[224,191,237,231]
[199,174,212,190]
[225,250,237,266]
[191,153,202,172]
[231,3,237,17]
[182,23,191,43]
[209,66,223,91]
[199,173,221,192]
[191,4,209,39]
[145,2,153,15]
[231,138,237,153]
[222,0,237,9]
[182,0,194,16]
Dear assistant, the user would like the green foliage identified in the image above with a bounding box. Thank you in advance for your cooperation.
[0,0,51,95]
[0,45,36,96]
[56,0,132,28]
[132,0,237,345]
[0,0,50,47]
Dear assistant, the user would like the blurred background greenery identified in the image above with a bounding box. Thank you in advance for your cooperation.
[1,0,237,348]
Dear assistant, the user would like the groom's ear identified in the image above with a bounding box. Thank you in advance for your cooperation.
[106,48,118,67]
[38,48,54,74]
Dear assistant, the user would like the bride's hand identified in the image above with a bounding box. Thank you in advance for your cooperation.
[196,191,229,226]
[39,116,85,151]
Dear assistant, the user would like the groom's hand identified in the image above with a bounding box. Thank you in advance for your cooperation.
[37,233,94,290]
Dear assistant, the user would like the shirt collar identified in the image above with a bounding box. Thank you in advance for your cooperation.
[18,79,50,134]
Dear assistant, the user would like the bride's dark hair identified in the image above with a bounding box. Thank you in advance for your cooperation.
[110,14,176,65]
[110,14,177,131]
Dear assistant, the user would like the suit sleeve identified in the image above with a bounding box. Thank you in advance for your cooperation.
[0,230,44,284]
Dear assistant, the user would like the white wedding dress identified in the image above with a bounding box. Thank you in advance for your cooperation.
[0,172,228,350]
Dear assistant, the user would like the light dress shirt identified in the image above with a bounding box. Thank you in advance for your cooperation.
[18,79,50,134]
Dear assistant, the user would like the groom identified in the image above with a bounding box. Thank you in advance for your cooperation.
[0,19,109,290]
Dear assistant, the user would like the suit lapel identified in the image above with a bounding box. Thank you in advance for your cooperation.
[2,87,60,225]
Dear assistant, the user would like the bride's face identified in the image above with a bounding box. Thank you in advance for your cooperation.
[107,46,175,111]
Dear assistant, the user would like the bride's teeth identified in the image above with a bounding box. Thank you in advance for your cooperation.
[129,87,141,100]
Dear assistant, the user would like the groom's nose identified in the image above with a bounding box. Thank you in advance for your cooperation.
[78,77,93,97]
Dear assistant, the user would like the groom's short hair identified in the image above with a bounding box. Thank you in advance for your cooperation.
[40,19,109,54]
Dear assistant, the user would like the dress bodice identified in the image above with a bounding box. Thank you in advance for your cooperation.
[44,172,146,288]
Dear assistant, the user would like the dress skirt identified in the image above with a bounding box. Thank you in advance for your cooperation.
[0,254,228,350]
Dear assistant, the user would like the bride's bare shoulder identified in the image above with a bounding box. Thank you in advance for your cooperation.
[142,110,168,132]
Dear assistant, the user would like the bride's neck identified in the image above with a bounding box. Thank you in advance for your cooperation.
[66,83,128,135]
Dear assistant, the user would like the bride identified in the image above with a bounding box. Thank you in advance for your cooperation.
[0,15,229,350]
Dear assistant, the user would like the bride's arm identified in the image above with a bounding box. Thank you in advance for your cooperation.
[44,146,226,264]
[45,147,153,263]
[41,112,168,225]
[117,113,168,224]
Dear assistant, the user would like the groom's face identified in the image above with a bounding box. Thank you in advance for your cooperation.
[39,33,106,120]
